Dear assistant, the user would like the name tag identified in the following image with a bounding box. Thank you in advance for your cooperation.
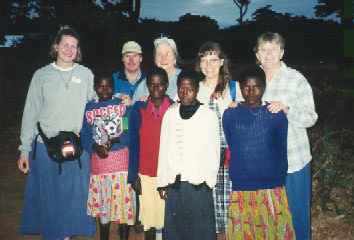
[71,76,81,84]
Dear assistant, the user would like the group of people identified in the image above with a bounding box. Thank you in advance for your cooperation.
[17,25,317,240]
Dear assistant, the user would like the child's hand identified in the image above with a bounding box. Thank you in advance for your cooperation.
[119,94,133,106]
[157,187,168,200]
[93,143,109,158]
[132,177,142,195]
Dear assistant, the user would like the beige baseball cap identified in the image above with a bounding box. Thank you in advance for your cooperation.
[121,41,142,54]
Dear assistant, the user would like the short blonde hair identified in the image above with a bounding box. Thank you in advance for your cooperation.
[253,32,285,53]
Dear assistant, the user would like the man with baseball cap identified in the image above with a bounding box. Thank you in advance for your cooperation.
[113,41,146,105]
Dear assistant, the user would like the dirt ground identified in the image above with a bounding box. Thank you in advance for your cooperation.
[0,115,144,239]
[0,110,353,240]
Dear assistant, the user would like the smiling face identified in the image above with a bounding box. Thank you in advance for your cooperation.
[122,52,142,73]
[154,43,176,74]
[148,75,168,101]
[199,51,224,80]
[178,78,198,106]
[240,78,265,108]
[54,35,78,66]
[95,78,113,102]
[256,41,284,71]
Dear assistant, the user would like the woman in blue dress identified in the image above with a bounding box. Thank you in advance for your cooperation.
[17,26,96,240]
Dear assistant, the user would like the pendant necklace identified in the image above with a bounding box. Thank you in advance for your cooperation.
[55,64,75,90]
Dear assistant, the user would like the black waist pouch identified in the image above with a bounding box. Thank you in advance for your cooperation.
[34,122,82,174]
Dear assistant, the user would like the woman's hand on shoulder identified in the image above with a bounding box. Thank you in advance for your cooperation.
[267,101,289,114]
[17,154,29,174]
[228,101,238,108]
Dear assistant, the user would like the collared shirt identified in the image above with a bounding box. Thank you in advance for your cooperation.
[112,70,146,98]
[236,62,318,173]
[133,68,181,102]
[146,96,171,118]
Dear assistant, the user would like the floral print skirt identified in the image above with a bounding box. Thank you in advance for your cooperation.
[227,186,295,240]
[87,172,135,225]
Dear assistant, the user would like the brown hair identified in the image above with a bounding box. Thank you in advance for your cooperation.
[49,25,82,62]
[195,41,232,96]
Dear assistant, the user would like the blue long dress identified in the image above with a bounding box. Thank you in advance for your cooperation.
[20,143,96,239]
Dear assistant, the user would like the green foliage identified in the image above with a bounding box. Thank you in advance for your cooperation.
[344,30,354,58]
[311,79,354,223]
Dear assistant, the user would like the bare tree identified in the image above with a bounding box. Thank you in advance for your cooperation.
[232,0,251,25]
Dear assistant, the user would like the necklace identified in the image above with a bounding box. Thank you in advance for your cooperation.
[57,67,74,90]
[52,62,76,90]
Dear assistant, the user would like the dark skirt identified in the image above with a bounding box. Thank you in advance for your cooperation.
[164,181,216,240]
[20,142,96,239]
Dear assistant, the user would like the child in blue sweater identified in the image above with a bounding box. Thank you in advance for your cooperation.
[81,74,135,240]
[222,65,295,239]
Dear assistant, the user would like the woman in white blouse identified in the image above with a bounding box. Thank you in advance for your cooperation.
[195,41,234,240]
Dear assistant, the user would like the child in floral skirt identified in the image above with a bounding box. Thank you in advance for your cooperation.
[81,73,135,240]
[222,65,295,239]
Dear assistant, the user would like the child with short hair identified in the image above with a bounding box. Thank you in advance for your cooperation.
[222,65,295,239]
[81,74,135,240]
[156,70,220,240]
[128,66,173,240]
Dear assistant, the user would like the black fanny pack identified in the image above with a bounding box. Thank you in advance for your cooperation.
[33,122,82,174]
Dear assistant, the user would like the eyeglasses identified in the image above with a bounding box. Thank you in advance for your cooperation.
[200,58,222,65]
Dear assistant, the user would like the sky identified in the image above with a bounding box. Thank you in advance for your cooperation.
[140,0,335,28]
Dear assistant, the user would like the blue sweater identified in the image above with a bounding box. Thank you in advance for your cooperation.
[81,98,130,154]
[222,104,288,191]
[112,70,146,98]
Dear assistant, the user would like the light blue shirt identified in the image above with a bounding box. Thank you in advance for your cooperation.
[133,68,181,102]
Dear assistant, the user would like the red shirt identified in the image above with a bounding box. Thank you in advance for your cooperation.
[138,97,171,176]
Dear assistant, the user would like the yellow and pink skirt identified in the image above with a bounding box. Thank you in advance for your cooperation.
[87,147,135,225]
[228,186,295,240]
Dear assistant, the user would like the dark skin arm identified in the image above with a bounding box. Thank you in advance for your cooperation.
[157,187,168,200]
[92,136,121,159]
[93,143,109,159]
[132,176,142,195]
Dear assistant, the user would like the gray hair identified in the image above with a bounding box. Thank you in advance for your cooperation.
[153,37,179,61]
